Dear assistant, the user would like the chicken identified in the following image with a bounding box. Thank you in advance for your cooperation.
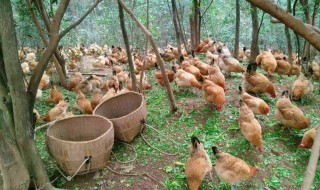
[33,108,40,124]
[206,51,219,65]
[194,36,213,53]
[275,90,310,129]
[292,72,314,100]
[92,56,105,68]
[101,73,119,92]
[36,89,42,100]
[38,71,50,90]
[43,99,69,122]
[203,79,225,110]
[299,127,317,149]
[154,64,175,86]
[49,81,64,104]
[185,137,212,190]
[312,61,320,80]
[256,51,277,76]
[181,57,202,81]
[207,61,226,91]
[160,51,175,62]
[239,86,269,115]
[275,57,300,77]
[101,84,118,102]
[239,100,263,152]
[212,146,259,185]
[243,63,277,98]
[116,71,129,83]
[76,77,93,95]
[111,60,123,74]
[90,88,103,110]
[74,90,93,114]
[172,67,202,89]
[87,75,102,89]
[192,60,211,75]
[67,72,84,90]
[238,47,247,61]
[21,62,30,75]
[126,72,152,91]
[220,56,245,74]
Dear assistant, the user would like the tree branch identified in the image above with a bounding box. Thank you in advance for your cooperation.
[51,0,70,34]
[246,0,320,50]
[59,0,102,39]
[306,24,320,34]
[201,0,213,18]
[25,0,49,46]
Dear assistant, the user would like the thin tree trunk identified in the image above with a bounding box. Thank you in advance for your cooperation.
[300,0,311,61]
[118,0,178,112]
[285,0,293,64]
[172,0,182,60]
[301,127,320,190]
[234,0,240,60]
[118,1,138,92]
[249,5,260,63]
[175,2,188,53]
[140,0,149,95]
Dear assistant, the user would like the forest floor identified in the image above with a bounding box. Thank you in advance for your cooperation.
[34,56,320,190]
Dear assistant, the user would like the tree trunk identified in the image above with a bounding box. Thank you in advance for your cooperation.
[301,127,320,190]
[174,2,189,53]
[300,0,311,61]
[249,5,260,63]
[118,0,178,112]
[118,1,138,92]
[234,0,240,60]
[246,0,320,50]
[171,0,182,60]
[285,0,293,64]
[0,1,57,189]
[190,0,200,49]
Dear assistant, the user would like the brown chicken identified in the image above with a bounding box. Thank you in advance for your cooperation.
[43,99,69,122]
[275,57,300,77]
[101,84,118,102]
[207,61,226,91]
[172,67,202,89]
[212,146,259,185]
[239,100,263,152]
[292,71,314,100]
[154,64,175,86]
[312,61,320,80]
[192,59,211,75]
[275,90,310,129]
[194,36,213,53]
[203,79,225,110]
[181,57,202,81]
[49,81,64,104]
[38,72,50,90]
[76,77,93,95]
[160,51,175,62]
[239,86,269,115]
[185,137,212,190]
[67,72,84,90]
[299,127,317,149]
[220,56,245,74]
[74,90,93,114]
[90,88,103,110]
[33,108,40,124]
[256,51,277,76]
[243,63,277,98]
[126,73,152,91]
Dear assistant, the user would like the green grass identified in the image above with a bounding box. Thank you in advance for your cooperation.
[34,62,320,190]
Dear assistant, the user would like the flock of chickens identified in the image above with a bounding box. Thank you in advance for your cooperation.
[19,36,320,189]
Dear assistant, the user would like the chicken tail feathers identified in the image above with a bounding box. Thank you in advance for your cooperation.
[191,136,200,149]
[212,146,220,157]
